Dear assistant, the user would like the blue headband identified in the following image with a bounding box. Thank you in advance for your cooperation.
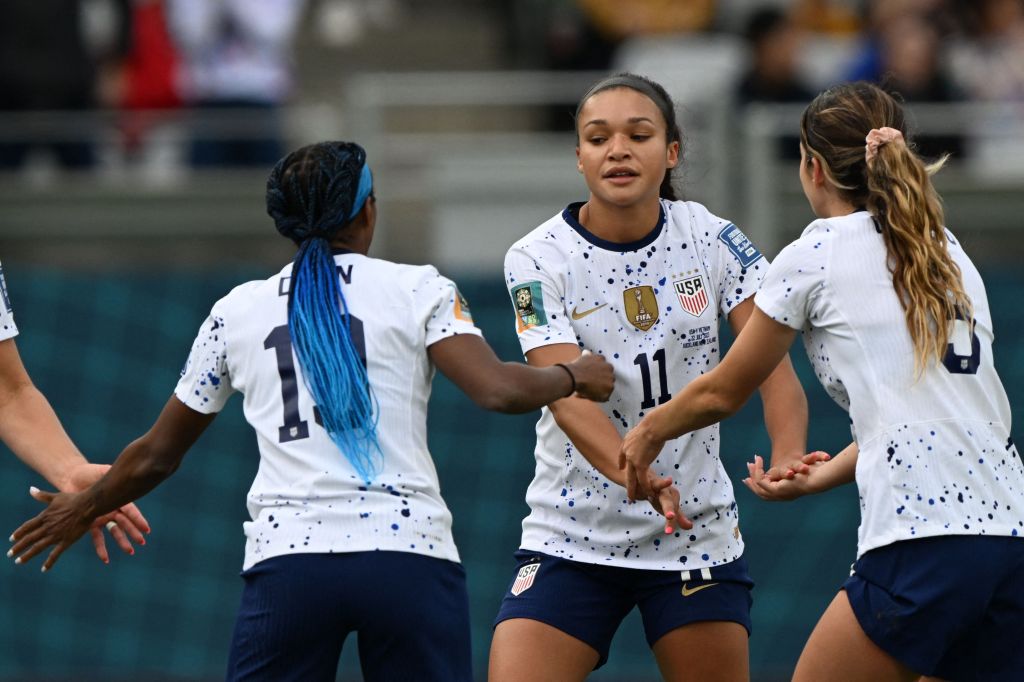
[348,163,373,221]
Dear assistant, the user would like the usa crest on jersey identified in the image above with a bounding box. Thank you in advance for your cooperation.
[511,561,540,596]
[674,275,709,317]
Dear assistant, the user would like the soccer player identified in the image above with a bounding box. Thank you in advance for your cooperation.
[0,263,148,562]
[621,81,1024,681]
[489,73,812,682]
[7,141,615,682]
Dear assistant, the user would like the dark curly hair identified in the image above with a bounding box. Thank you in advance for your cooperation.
[266,141,371,244]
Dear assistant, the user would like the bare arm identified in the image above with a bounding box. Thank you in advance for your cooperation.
[521,343,688,530]
[9,397,216,570]
[0,338,152,560]
[744,442,857,501]
[0,339,88,490]
[525,343,627,484]
[427,334,612,414]
[727,298,809,471]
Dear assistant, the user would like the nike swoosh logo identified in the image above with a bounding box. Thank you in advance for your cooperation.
[571,303,608,320]
[681,582,718,597]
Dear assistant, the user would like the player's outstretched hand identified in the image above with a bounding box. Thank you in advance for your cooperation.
[64,462,150,564]
[8,487,97,572]
[567,351,614,402]
[742,454,827,502]
[644,474,694,532]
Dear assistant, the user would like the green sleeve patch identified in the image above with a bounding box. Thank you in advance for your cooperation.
[511,281,547,332]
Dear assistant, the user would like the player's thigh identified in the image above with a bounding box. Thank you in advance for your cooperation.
[489,618,600,682]
[355,552,473,682]
[794,591,919,682]
[490,550,634,677]
[225,555,348,682]
[651,620,749,682]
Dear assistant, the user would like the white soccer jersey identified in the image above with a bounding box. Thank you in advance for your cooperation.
[175,251,482,570]
[0,261,19,342]
[505,199,768,570]
[755,211,1024,557]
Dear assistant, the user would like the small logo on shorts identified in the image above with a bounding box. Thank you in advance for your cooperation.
[681,582,718,597]
[511,562,540,596]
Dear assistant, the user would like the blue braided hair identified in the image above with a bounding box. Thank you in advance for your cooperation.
[265,141,382,482]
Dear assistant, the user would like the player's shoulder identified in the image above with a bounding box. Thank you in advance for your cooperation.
[802,211,878,241]
[664,199,729,230]
[771,216,851,274]
[210,275,276,317]
[664,199,741,247]
[360,255,459,302]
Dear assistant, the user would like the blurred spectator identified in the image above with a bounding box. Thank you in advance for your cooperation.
[166,0,307,168]
[847,0,958,83]
[878,14,964,160]
[736,8,813,105]
[848,9,965,161]
[791,0,861,35]
[118,0,182,159]
[518,1,617,130]
[0,0,131,171]
[948,0,1024,177]
[576,0,717,41]
[951,0,1024,104]
[736,7,813,159]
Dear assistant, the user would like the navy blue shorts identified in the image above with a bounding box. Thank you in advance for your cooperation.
[225,551,472,682]
[843,535,1024,681]
[493,550,753,669]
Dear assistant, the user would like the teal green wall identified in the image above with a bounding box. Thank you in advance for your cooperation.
[0,265,1020,681]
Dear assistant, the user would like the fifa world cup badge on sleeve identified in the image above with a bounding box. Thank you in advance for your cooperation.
[718,224,762,268]
[512,282,547,333]
[0,265,11,313]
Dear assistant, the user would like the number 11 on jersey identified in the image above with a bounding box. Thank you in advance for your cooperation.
[634,348,671,409]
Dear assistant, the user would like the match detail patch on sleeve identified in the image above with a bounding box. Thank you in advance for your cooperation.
[718,223,762,268]
[453,287,474,322]
[0,264,11,313]
[511,281,547,333]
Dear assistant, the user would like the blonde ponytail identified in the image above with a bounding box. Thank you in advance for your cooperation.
[800,83,973,376]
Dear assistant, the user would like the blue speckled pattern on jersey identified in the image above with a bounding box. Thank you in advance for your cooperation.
[505,199,769,570]
[755,212,1024,556]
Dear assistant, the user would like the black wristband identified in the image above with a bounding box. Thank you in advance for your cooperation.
[554,362,576,397]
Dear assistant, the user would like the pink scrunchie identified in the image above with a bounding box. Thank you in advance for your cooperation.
[865,127,904,164]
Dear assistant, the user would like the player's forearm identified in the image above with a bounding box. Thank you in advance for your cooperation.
[0,383,88,490]
[77,435,182,521]
[640,371,738,445]
[758,357,809,469]
[814,442,858,492]
[550,399,626,486]
[480,362,574,414]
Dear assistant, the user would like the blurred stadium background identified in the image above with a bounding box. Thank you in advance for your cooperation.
[1,0,1022,680]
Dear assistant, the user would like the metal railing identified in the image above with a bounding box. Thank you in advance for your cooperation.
[2,76,1023,270]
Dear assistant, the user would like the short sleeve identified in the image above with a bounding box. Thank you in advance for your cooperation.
[504,245,576,355]
[0,262,18,342]
[754,234,827,330]
[174,310,235,413]
[414,268,483,348]
[712,222,769,317]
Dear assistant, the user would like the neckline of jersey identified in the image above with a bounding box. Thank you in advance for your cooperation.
[562,201,666,253]
[331,247,355,255]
